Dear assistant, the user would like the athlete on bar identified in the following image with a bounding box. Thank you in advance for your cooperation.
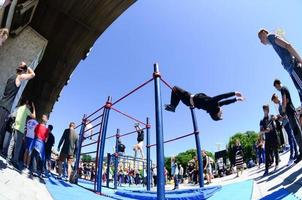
[133,123,144,159]
[165,86,244,121]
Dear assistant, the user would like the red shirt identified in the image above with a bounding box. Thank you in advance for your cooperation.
[34,124,49,142]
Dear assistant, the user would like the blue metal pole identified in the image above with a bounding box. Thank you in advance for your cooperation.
[190,107,204,187]
[153,63,165,199]
[146,117,151,191]
[106,153,111,188]
[74,115,86,184]
[114,129,120,189]
[96,97,112,194]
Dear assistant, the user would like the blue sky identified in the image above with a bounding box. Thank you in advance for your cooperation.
[49,0,302,160]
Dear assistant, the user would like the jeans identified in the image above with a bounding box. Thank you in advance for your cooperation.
[287,111,302,155]
[284,122,298,159]
[265,145,279,172]
[0,107,9,150]
[30,149,43,175]
[257,147,265,164]
[7,129,23,164]
[290,61,302,104]
[2,131,12,156]
[173,174,179,189]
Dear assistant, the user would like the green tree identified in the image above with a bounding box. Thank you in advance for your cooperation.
[227,131,258,164]
[81,154,92,162]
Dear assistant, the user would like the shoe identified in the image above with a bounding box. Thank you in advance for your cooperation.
[287,159,294,166]
[57,176,62,180]
[6,160,14,169]
[294,154,302,164]
[22,168,30,175]
[263,171,268,177]
[274,165,279,171]
[164,104,175,112]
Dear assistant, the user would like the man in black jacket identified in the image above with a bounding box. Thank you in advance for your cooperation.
[165,86,244,120]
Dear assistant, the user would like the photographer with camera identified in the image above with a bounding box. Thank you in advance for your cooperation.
[0,62,35,151]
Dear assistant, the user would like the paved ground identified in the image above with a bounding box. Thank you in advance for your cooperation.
[0,156,53,200]
[1,151,302,200]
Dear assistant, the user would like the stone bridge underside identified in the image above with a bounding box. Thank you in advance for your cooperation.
[22,0,135,117]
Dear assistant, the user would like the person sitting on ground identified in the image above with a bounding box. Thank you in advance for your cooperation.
[133,123,144,159]
[164,86,244,121]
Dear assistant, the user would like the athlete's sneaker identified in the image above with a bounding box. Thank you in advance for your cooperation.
[263,171,269,177]
[274,165,279,171]
[294,154,302,164]
[164,104,175,112]
[287,159,294,166]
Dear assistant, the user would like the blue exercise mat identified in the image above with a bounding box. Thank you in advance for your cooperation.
[114,186,221,200]
[208,180,254,200]
[45,176,114,200]
[260,188,300,200]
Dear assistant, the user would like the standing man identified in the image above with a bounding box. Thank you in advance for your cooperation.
[271,93,298,166]
[274,79,302,163]
[45,125,55,175]
[258,29,302,106]
[0,62,35,149]
[171,156,179,190]
[178,164,184,184]
[57,122,78,182]
[260,105,279,176]
[6,100,35,169]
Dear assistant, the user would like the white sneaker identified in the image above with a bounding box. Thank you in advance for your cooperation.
[287,159,294,166]
[274,165,279,171]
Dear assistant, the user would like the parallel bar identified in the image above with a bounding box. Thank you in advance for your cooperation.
[190,107,204,187]
[106,128,147,140]
[83,122,102,133]
[112,78,154,106]
[147,132,195,147]
[146,117,151,191]
[85,105,105,120]
[153,63,165,199]
[160,77,173,90]
[81,141,98,148]
[111,107,147,126]
[94,108,106,191]
[96,97,112,194]
[83,131,101,140]
[81,150,97,155]
[88,114,103,125]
